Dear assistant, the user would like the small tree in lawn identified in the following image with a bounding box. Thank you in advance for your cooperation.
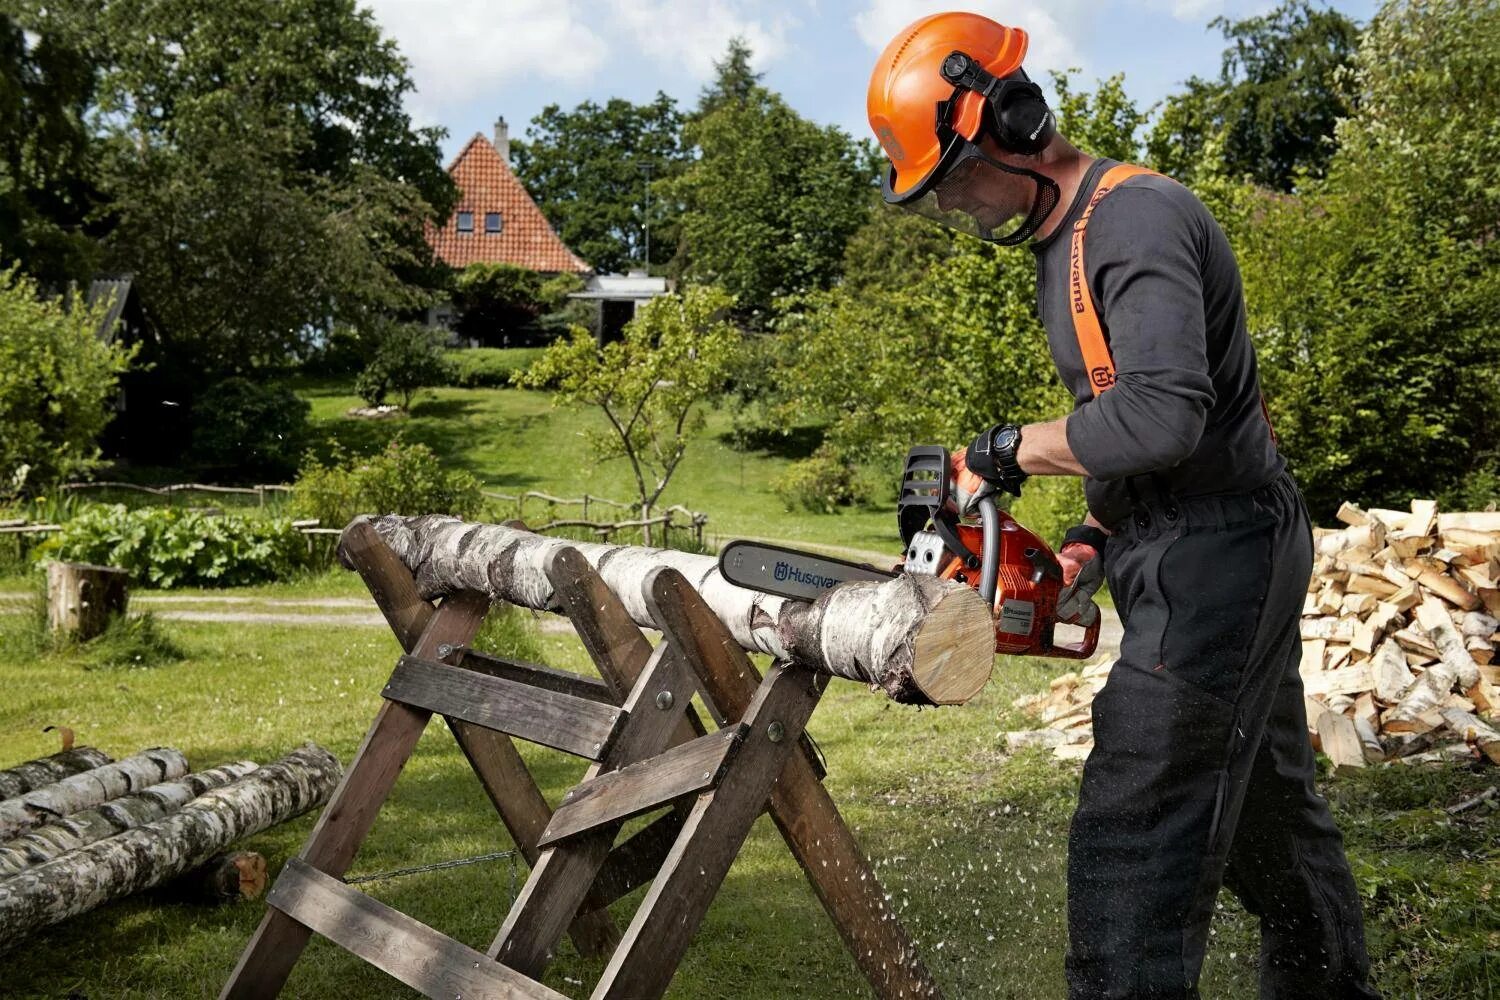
[355,321,450,410]
[520,285,740,544]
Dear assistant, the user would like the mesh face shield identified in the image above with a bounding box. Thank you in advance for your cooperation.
[887,139,1059,246]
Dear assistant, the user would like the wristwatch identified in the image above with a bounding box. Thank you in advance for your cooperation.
[966,423,1029,496]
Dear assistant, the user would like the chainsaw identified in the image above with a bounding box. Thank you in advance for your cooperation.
[719,446,1100,660]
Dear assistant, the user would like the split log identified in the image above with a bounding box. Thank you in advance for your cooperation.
[167,850,268,903]
[1315,711,1366,773]
[1414,599,1481,689]
[0,748,112,802]
[46,561,129,640]
[0,748,188,841]
[1438,709,1500,765]
[0,761,257,876]
[1370,640,1415,704]
[0,743,340,945]
[349,514,995,705]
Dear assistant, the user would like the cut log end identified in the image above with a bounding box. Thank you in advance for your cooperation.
[907,585,995,706]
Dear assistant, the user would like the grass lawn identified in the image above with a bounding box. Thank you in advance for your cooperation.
[297,380,898,557]
[0,594,1492,999]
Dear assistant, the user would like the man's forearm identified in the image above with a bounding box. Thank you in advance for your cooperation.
[1017,417,1088,477]
[1017,418,1110,533]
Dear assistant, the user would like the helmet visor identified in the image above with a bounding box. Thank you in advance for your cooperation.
[887,140,1059,246]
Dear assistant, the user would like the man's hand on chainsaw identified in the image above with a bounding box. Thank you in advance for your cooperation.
[1054,527,1106,628]
[949,449,998,518]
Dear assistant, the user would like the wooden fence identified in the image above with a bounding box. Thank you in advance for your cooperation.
[9,487,710,549]
[480,491,709,547]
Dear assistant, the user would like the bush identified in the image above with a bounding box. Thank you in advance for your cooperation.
[442,347,547,388]
[290,439,484,530]
[39,504,307,588]
[773,445,862,514]
[0,266,136,497]
[187,377,310,479]
[356,322,450,408]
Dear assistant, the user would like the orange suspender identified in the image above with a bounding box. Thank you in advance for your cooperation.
[1067,163,1159,397]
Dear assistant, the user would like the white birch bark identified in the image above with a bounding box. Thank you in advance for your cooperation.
[346,514,995,705]
[0,761,258,877]
[0,748,113,802]
[0,748,189,841]
[0,743,340,945]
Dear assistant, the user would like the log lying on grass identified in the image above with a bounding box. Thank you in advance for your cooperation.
[0,748,113,801]
[346,514,995,705]
[168,850,269,903]
[0,748,188,840]
[0,743,339,946]
[0,761,258,876]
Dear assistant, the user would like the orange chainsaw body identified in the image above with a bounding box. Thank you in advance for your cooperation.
[921,513,1099,659]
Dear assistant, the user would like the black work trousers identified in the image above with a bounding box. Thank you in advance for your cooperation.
[1065,472,1379,1000]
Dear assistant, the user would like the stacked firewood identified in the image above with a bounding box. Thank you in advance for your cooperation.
[1006,501,1500,771]
[0,741,341,946]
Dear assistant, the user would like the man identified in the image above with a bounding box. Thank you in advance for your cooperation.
[866,13,1380,1000]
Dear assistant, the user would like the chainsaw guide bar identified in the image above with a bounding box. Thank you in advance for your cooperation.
[718,540,897,602]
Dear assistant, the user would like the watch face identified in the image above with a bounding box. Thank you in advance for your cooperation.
[995,426,1021,452]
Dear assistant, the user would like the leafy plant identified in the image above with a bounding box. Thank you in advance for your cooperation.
[187,377,310,479]
[290,439,483,531]
[442,347,546,388]
[38,504,306,588]
[773,444,863,514]
[0,266,136,498]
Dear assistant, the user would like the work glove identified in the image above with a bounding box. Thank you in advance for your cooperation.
[1054,529,1106,628]
[949,448,998,519]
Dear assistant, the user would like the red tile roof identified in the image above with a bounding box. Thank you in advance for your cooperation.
[427,133,591,274]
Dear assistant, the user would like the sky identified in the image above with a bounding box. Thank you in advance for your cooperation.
[358,0,1382,165]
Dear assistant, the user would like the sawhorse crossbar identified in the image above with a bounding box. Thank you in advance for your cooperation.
[220,521,939,999]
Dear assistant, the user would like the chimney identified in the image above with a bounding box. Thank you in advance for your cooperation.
[493,116,510,163]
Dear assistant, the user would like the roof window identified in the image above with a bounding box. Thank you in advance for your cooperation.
[485,212,503,234]
[456,211,474,233]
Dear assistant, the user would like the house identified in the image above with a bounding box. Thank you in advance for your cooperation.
[427,118,591,343]
[569,270,671,345]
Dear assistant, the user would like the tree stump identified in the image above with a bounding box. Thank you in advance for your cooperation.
[46,562,130,640]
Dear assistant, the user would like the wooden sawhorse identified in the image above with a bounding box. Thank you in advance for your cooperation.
[221,522,939,999]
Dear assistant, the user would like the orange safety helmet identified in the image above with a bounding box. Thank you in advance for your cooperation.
[866,12,1059,245]
[868,12,1031,199]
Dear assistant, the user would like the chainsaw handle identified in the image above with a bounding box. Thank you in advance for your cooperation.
[1048,606,1101,660]
[977,496,1000,609]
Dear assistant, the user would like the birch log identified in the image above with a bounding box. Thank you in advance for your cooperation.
[0,761,258,876]
[0,748,112,802]
[346,514,995,705]
[0,743,340,945]
[0,748,188,841]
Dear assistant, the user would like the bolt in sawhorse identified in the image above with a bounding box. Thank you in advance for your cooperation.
[220,520,940,999]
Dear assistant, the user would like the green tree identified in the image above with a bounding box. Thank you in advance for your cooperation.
[1051,71,1151,163]
[0,12,98,289]
[513,95,688,275]
[355,321,449,410]
[1240,0,1500,513]
[0,267,135,496]
[34,0,457,377]
[1148,0,1359,189]
[664,41,871,323]
[520,286,741,542]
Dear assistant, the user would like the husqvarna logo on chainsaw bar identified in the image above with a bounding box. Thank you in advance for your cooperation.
[773,561,839,590]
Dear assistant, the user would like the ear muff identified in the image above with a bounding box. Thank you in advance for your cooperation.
[991,74,1054,155]
[939,53,1055,155]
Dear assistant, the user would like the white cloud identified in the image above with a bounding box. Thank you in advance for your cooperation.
[603,0,797,80]
[852,0,1088,80]
[360,0,608,122]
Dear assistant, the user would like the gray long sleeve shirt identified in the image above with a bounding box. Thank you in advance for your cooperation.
[1030,158,1284,529]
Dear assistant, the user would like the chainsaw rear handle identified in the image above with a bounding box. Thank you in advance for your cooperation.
[1047,609,1102,659]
